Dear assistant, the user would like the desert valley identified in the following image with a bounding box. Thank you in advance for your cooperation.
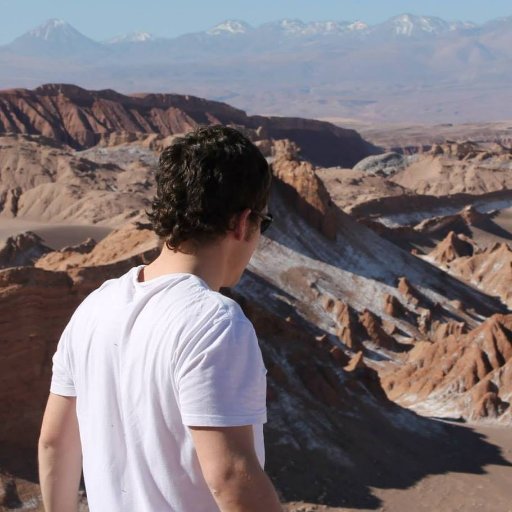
[0,82,511,511]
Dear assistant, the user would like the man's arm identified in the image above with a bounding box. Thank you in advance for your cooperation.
[38,393,82,512]
[190,425,282,512]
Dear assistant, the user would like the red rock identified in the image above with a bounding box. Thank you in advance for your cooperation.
[427,231,474,265]
[397,277,422,306]
[272,142,338,240]
[359,309,403,351]
[384,293,408,318]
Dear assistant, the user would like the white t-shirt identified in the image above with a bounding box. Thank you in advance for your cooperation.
[50,265,267,512]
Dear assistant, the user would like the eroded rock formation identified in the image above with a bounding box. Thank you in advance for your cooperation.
[383,314,512,422]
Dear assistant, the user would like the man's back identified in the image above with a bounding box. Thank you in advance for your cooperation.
[51,265,267,512]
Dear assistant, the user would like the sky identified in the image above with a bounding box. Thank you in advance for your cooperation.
[0,0,511,44]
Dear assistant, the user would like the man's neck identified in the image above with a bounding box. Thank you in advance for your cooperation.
[140,242,228,291]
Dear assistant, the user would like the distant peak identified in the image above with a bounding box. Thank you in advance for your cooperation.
[280,18,305,27]
[387,13,450,36]
[107,31,156,44]
[26,18,83,41]
[31,18,69,31]
[207,20,252,35]
[277,18,306,33]
[348,20,368,31]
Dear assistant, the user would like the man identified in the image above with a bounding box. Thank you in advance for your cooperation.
[38,125,282,512]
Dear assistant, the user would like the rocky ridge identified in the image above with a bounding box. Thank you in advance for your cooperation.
[0,84,378,167]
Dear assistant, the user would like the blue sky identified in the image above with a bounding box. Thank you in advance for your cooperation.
[0,0,511,44]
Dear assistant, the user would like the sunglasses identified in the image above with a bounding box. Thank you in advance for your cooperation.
[251,211,274,234]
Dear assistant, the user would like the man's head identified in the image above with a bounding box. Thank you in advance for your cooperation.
[147,125,272,284]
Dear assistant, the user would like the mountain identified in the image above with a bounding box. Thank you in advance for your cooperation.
[258,18,368,37]
[6,18,105,58]
[23,18,81,41]
[106,31,158,44]
[207,20,253,35]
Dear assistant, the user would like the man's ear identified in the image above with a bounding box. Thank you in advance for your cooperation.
[232,208,253,241]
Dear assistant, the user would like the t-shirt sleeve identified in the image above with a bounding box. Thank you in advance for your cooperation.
[176,317,267,427]
[50,323,77,397]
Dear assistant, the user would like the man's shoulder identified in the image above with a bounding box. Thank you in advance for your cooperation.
[67,267,137,318]
[188,283,248,326]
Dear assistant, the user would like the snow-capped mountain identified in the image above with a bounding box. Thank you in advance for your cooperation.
[106,32,157,44]
[258,18,368,36]
[273,19,307,35]
[207,20,252,36]
[7,18,104,57]
[23,18,83,42]
[392,14,451,35]
[348,21,369,31]
[202,18,370,39]
[372,14,475,38]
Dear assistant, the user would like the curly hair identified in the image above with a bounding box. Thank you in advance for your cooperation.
[147,125,272,251]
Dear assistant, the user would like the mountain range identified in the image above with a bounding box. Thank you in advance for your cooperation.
[0,15,512,126]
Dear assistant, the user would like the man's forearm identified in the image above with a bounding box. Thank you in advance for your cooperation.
[38,394,82,512]
[38,441,82,512]
[208,464,282,512]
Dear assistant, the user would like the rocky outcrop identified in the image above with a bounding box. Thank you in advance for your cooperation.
[0,232,51,268]
[271,140,338,239]
[459,205,489,225]
[319,295,365,351]
[384,293,408,319]
[426,231,475,266]
[334,302,365,352]
[397,277,423,307]
[359,309,405,352]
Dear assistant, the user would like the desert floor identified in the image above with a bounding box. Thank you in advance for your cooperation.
[0,218,111,249]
